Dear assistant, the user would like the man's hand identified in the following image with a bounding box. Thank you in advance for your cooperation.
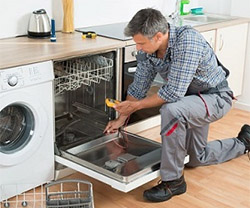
[104,94,165,134]
[104,115,128,134]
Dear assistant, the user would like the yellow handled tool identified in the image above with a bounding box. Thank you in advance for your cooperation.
[105,98,120,108]
[81,31,97,39]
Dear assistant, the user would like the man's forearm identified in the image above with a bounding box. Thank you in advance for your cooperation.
[114,94,166,117]
[138,94,165,110]
[131,94,166,112]
[126,95,139,102]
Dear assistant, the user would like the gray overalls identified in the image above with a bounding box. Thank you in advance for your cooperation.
[128,25,247,182]
[159,59,245,181]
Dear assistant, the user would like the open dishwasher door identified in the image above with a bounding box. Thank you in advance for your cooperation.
[56,130,163,192]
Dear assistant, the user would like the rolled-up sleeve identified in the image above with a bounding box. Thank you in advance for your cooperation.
[158,31,204,102]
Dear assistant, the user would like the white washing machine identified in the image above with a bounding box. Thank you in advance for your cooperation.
[0,61,54,201]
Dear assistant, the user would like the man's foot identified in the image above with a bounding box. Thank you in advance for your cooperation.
[143,175,186,202]
[237,124,250,152]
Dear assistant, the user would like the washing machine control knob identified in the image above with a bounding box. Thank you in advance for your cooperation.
[8,75,18,86]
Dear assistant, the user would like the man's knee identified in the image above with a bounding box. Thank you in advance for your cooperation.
[160,103,184,137]
[160,103,181,119]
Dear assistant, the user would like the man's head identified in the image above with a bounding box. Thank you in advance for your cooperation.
[124,8,169,54]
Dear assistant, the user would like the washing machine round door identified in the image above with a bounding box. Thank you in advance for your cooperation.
[0,105,34,153]
[0,92,48,166]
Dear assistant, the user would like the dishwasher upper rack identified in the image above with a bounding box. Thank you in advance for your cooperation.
[54,55,114,96]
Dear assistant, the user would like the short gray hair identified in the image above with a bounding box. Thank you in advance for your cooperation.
[124,8,169,39]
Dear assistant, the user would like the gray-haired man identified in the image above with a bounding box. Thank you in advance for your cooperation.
[104,8,250,202]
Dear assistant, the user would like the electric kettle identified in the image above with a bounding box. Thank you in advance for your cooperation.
[27,9,51,38]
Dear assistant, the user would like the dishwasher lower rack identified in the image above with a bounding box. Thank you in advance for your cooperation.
[45,180,94,208]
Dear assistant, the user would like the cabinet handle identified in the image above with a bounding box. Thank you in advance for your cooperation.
[219,34,224,51]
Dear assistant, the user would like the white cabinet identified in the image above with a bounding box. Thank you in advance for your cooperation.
[201,30,216,50]
[216,23,248,96]
[201,23,248,96]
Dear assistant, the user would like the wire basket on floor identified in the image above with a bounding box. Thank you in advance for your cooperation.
[45,180,94,208]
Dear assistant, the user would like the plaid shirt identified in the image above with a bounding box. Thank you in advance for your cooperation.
[127,24,227,103]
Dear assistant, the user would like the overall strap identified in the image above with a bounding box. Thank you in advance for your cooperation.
[206,40,230,78]
[216,56,230,78]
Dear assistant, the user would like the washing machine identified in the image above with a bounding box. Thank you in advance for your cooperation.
[0,61,54,201]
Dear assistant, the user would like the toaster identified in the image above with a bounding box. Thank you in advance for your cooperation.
[27,9,51,38]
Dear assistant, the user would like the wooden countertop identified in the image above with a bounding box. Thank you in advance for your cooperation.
[0,32,125,69]
[0,17,249,69]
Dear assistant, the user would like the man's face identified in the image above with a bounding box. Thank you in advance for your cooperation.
[133,33,161,54]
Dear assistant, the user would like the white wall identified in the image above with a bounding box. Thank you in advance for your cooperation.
[0,0,200,39]
[0,0,52,39]
[74,0,167,28]
[0,0,167,39]
[52,0,169,31]
[199,0,232,15]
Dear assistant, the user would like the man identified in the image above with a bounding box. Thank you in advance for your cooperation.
[104,8,250,202]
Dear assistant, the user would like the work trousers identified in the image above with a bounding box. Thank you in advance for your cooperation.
[159,90,245,181]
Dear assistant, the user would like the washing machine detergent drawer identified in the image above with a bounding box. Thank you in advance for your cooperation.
[55,131,162,192]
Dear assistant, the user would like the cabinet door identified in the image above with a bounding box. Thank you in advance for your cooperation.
[216,23,248,96]
[201,30,216,51]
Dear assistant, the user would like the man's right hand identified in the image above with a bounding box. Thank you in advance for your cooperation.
[103,115,128,134]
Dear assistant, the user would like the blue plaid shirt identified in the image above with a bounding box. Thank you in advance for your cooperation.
[127,24,227,103]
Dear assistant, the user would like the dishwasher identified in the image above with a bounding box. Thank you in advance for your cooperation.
[53,49,187,193]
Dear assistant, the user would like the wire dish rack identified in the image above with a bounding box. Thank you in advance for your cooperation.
[0,180,94,208]
[45,180,94,208]
[54,55,113,96]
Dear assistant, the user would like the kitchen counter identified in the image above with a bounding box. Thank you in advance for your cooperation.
[0,32,125,69]
[0,16,249,69]
[193,16,250,31]
[124,16,250,46]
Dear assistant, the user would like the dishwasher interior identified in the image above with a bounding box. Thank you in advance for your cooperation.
[53,50,161,185]
[54,52,116,149]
